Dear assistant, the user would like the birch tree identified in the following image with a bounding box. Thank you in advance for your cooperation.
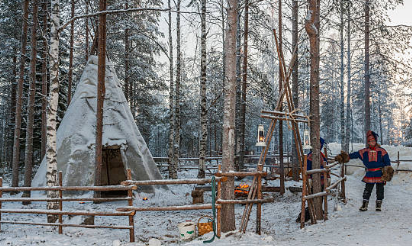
[46,0,61,222]
[198,0,207,178]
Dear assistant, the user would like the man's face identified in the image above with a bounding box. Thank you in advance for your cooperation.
[368,139,376,148]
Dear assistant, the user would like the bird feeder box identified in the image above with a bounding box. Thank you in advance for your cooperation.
[256,124,266,147]
[303,129,311,150]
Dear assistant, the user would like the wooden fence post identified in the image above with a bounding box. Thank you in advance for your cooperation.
[0,177,2,231]
[217,164,221,238]
[397,151,400,169]
[58,172,63,234]
[300,155,307,228]
[127,169,135,242]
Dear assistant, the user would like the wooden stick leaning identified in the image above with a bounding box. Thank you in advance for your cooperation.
[239,28,302,233]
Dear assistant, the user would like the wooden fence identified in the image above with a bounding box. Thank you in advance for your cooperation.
[300,155,347,228]
[0,171,136,242]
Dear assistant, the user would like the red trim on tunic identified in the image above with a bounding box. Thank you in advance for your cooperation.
[368,168,381,171]
[362,176,384,183]
[368,150,378,162]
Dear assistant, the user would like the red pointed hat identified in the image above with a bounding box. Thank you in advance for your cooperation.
[366,130,378,142]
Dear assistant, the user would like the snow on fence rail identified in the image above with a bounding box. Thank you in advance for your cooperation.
[0,170,137,242]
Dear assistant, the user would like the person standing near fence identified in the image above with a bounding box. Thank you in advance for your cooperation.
[335,130,393,212]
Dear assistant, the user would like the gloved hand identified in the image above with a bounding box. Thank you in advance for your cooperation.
[381,166,394,182]
[334,151,350,163]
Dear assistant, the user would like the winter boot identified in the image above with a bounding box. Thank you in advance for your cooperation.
[376,200,382,211]
[359,199,369,211]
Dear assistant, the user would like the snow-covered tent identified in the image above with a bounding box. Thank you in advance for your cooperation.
[32,56,164,193]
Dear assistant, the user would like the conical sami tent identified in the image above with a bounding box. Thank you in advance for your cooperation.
[32,56,163,193]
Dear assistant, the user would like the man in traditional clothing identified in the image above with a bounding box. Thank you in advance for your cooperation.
[335,130,392,211]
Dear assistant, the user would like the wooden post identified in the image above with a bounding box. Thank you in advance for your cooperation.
[256,173,262,234]
[323,172,328,221]
[127,169,135,242]
[58,172,63,234]
[0,177,2,231]
[300,155,307,228]
[217,164,221,237]
[340,162,346,203]
[397,151,400,169]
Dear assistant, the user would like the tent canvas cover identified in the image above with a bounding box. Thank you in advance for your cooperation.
[33,56,163,193]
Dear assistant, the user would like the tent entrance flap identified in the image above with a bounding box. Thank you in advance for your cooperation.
[101,146,127,197]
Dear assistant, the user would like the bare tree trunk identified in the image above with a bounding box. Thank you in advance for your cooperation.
[198,0,207,178]
[234,2,242,172]
[23,0,39,201]
[12,0,30,188]
[364,0,371,138]
[172,0,182,179]
[41,0,48,161]
[8,49,18,168]
[344,4,351,153]
[94,0,107,193]
[47,0,61,222]
[68,0,75,105]
[85,0,89,61]
[239,0,249,172]
[221,0,238,232]
[340,0,345,149]
[305,0,322,220]
[278,0,285,195]
[167,0,175,179]
[291,0,299,181]
[124,2,130,101]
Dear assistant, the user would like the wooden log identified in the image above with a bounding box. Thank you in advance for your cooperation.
[121,177,226,186]
[0,197,132,202]
[261,110,308,119]
[116,204,221,212]
[256,175,262,235]
[59,172,63,234]
[326,177,347,191]
[216,198,274,204]
[215,171,267,177]
[217,165,221,238]
[0,177,2,231]
[300,155,307,228]
[325,162,340,169]
[260,115,309,123]
[304,191,328,200]
[127,169,135,243]
[306,168,330,175]
[0,209,133,216]
[0,220,133,230]
[0,185,136,192]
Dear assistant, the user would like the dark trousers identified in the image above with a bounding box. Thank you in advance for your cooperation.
[363,183,384,201]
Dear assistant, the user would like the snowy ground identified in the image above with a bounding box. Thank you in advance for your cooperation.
[1,143,412,245]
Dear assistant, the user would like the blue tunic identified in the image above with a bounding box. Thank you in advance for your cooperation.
[349,147,391,183]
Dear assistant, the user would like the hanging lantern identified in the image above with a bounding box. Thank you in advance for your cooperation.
[256,124,266,147]
[303,129,312,150]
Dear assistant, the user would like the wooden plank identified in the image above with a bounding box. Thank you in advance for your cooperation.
[0,197,132,202]
[116,204,220,212]
[0,185,136,192]
[0,220,133,229]
[121,177,226,186]
[0,209,132,216]
[216,198,274,204]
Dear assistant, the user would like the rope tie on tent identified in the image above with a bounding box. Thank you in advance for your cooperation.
[203,176,219,243]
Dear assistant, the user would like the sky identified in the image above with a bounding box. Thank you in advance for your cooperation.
[387,1,412,26]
